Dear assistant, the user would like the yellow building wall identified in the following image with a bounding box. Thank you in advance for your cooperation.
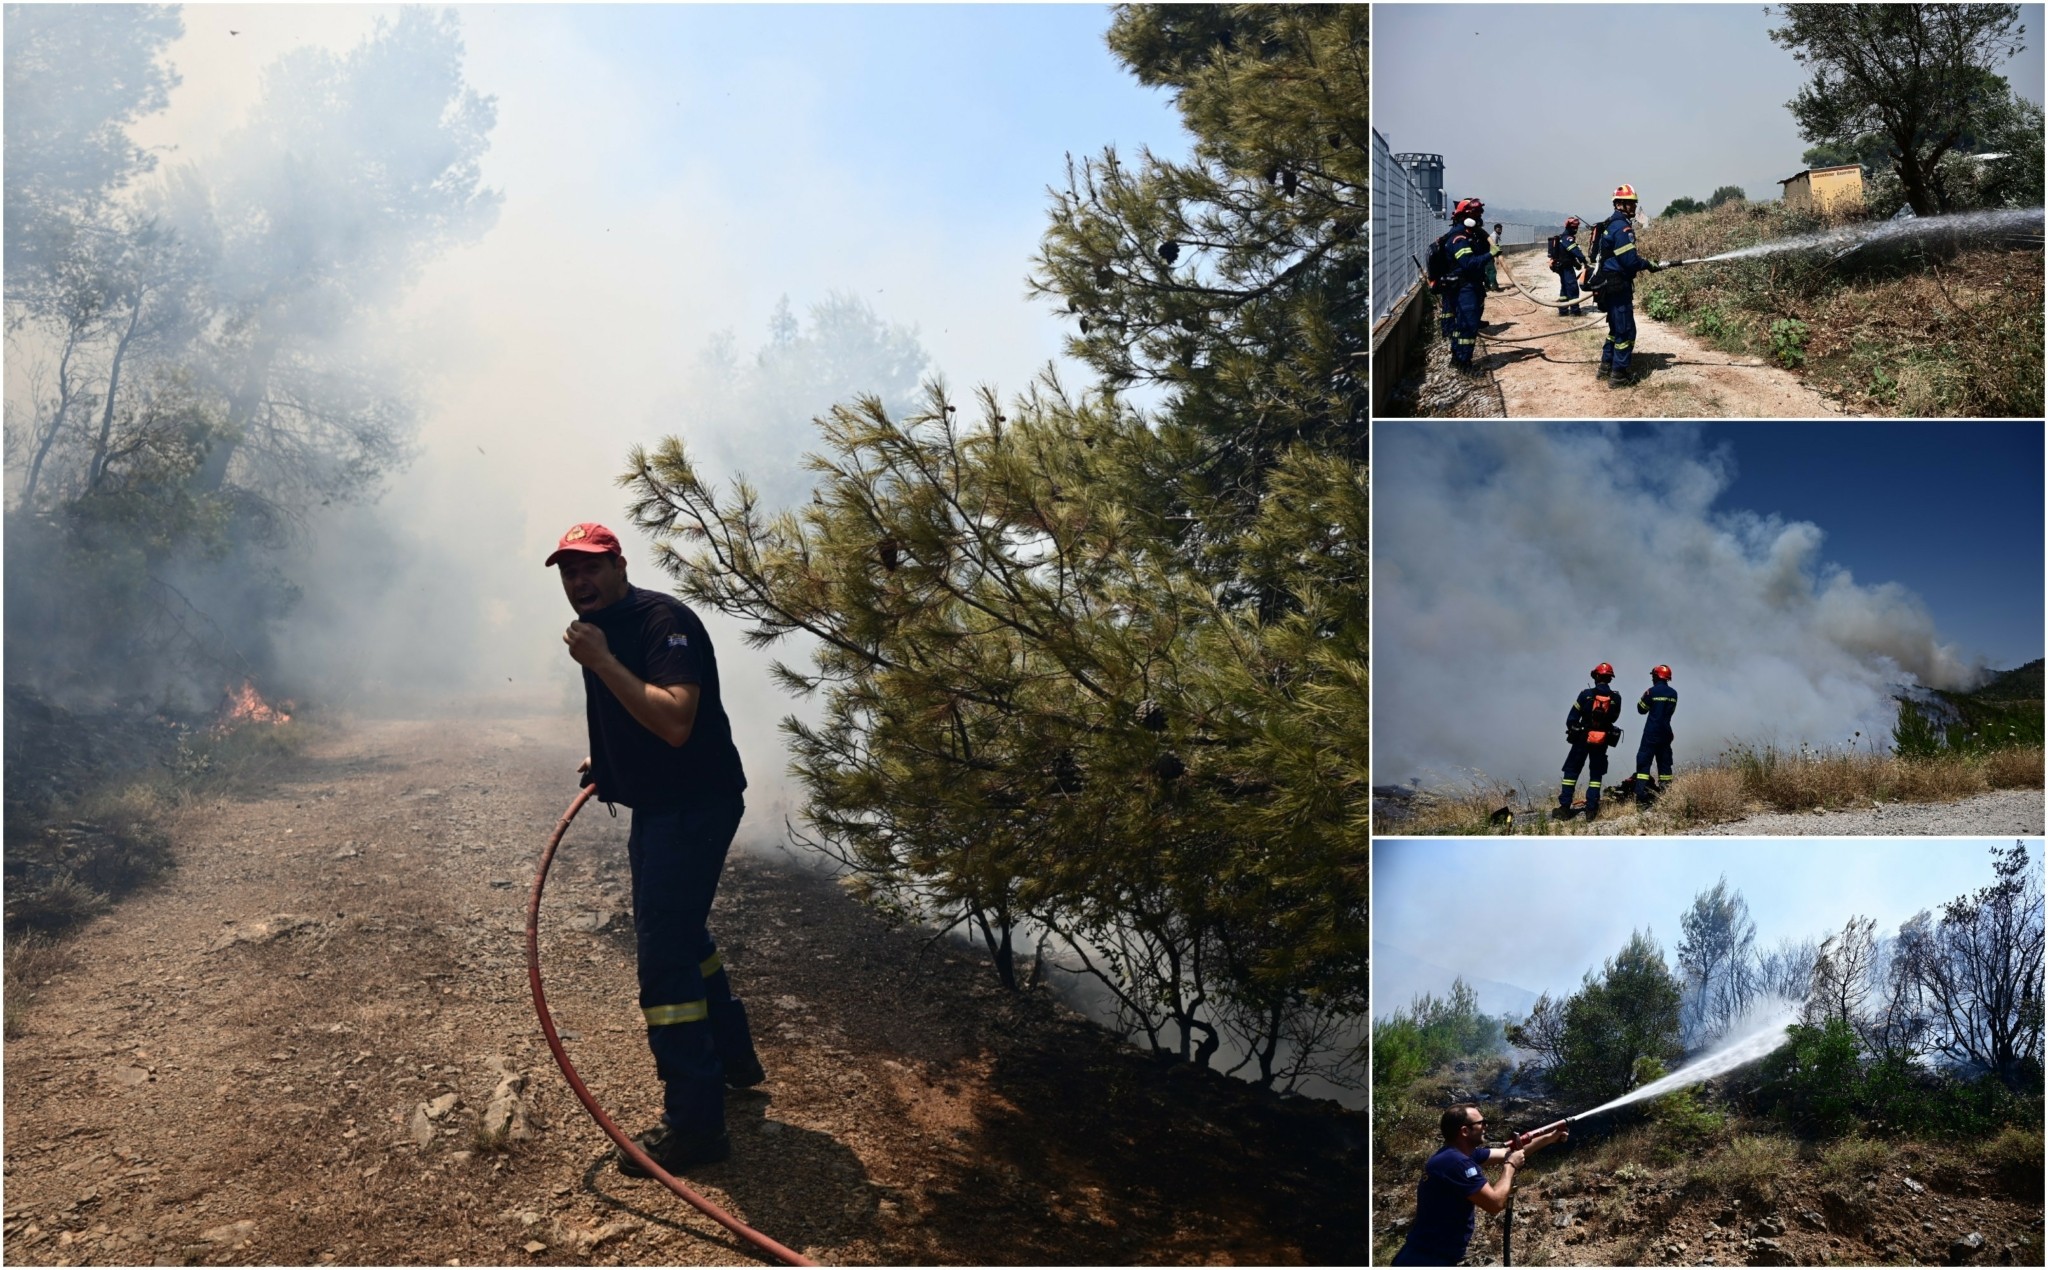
[1810,167,1864,213]
[1784,167,1864,215]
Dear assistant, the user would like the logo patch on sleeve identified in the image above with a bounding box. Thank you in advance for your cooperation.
[666,633,689,647]
[1465,1166,1479,1177]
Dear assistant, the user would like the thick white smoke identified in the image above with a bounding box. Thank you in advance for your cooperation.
[1374,423,1986,788]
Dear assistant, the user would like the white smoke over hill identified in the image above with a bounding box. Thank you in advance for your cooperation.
[1374,423,1984,788]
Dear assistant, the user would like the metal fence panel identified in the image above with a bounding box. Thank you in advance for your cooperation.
[1371,128,1442,327]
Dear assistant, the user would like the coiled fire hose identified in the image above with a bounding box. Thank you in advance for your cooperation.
[526,784,817,1267]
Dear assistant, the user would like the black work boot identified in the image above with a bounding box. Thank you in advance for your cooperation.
[1596,364,1612,380]
[723,1051,766,1089]
[616,1123,731,1178]
[1583,798,1601,822]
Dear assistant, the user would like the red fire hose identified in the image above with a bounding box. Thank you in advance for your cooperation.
[525,785,817,1267]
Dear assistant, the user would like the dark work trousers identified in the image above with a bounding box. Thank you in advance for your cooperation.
[627,787,756,1138]
[1438,289,1455,338]
[1559,739,1610,811]
[1450,283,1483,366]
[1602,292,1637,373]
[1556,267,1582,315]
[1634,733,1675,799]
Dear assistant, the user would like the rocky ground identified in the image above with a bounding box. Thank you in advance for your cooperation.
[1373,1127,2043,1268]
[3,712,1365,1266]
[1690,788,2045,837]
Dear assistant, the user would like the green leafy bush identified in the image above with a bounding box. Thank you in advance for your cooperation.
[1644,290,1679,322]
[1760,1018,1862,1135]
[1769,318,1810,367]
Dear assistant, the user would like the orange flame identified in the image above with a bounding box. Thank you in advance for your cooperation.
[217,679,291,730]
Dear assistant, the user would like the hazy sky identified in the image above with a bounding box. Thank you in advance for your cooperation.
[1373,838,2045,1005]
[1672,423,2042,669]
[1373,2,2046,221]
[113,4,1192,834]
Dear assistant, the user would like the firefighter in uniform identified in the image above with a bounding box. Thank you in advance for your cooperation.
[1586,184,1662,385]
[1550,217,1588,316]
[1633,664,1679,804]
[1556,663,1624,821]
[1431,198,1494,372]
[549,522,765,1176]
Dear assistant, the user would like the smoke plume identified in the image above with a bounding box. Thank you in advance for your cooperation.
[1374,423,1985,788]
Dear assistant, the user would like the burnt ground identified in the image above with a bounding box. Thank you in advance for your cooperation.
[2,713,1366,1266]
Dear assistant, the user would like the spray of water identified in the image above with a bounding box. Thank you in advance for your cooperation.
[1571,1001,1802,1122]
[1694,207,2043,263]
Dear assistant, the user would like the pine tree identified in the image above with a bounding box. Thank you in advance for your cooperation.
[621,3,1366,1090]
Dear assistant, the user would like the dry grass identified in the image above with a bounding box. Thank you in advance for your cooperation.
[1985,745,2046,789]
[1819,1132,1890,1178]
[3,933,76,1040]
[1666,765,1746,824]
[1685,1132,1798,1204]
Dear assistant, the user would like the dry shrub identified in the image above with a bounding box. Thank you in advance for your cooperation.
[1668,767,1746,824]
[1881,752,1988,803]
[1819,1133,1888,1177]
[1687,1133,1796,1204]
[1743,748,1871,811]
[4,932,75,1039]
[1983,745,2045,790]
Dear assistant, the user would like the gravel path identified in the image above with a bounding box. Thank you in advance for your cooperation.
[1692,787,2044,836]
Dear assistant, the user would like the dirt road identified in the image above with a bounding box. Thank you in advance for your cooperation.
[2,713,1363,1266]
[1466,253,1842,418]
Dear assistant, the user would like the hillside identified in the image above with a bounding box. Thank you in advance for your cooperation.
[1974,660,2045,702]
[1638,201,2044,416]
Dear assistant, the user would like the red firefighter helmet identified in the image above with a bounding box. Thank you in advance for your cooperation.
[1565,216,1582,232]
[1613,183,1638,202]
[1453,197,1485,218]
[1591,662,1615,680]
[1652,664,1673,681]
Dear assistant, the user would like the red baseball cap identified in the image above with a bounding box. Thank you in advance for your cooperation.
[544,522,624,567]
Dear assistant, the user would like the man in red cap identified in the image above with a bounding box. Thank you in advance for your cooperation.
[547,522,763,1175]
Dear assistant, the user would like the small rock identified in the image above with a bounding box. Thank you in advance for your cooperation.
[523,1241,547,1255]
[1901,1176,1926,1194]
[332,848,360,860]
[488,879,514,889]
[1951,1231,1984,1258]
[450,1151,473,1165]
[424,1093,460,1120]
[1552,1212,1572,1230]
[565,910,609,933]
[1798,1210,1827,1232]
[1743,1236,1790,1266]
[112,1066,150,1087]
[201,1220,254,1247]
[410,1107,435,1148]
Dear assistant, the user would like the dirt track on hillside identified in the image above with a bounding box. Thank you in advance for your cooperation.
[1398,252,1844,418]
[1,714,1364,1266]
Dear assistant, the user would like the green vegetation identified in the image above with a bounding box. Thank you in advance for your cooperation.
[1762,1017,2039,1140]
[1770,4,2037,216]
[1509,931,1683,1105]
[1373,979,1503,1089]
[1639,199,2043,416]
[619,6,1366,1092]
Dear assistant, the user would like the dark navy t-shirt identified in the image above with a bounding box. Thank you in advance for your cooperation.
[581,586,747,808]
[1393,1145,1493,1265]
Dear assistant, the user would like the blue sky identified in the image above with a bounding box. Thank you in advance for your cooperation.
[1373,838,2045,1008]
[1678,423,2043,670]
[1373,2,2046,221]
